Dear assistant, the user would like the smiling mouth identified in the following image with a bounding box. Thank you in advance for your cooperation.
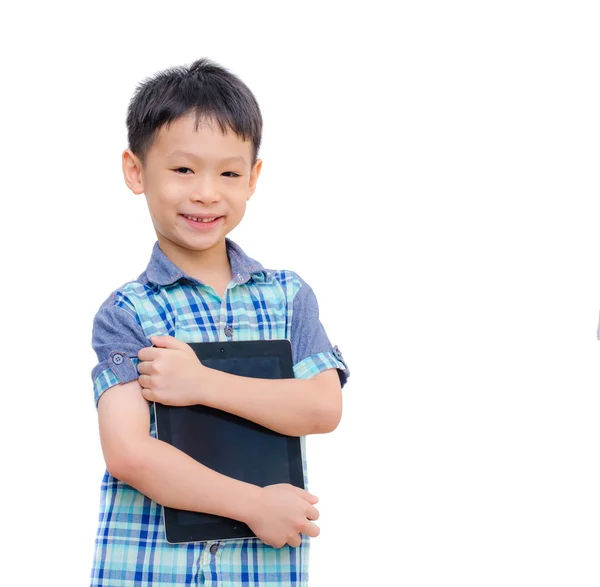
[182,214,223,223]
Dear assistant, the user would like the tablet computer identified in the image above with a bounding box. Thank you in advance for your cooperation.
[154,339,304,544]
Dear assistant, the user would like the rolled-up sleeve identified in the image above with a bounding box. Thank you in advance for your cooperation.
[290,276,350,387]
[91,291,151,405]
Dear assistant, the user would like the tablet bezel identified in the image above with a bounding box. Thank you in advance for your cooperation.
[154,339,304,544]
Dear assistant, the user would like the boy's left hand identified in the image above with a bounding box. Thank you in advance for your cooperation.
[137,335,210,406]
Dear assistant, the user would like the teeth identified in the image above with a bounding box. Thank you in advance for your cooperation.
[185,215,217,223]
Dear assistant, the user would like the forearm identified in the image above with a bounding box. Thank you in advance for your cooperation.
[202,368,341,436]
[115,435,260,521]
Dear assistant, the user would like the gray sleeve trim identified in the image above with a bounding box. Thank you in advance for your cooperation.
[91,293,152,386]
[291,278,333,364]
[290,275,350,386]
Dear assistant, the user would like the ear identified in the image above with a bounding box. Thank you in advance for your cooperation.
[122,149,145,195]
[247,159,263,200]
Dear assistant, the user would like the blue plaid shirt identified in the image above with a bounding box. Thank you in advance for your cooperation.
[90,238,350,586]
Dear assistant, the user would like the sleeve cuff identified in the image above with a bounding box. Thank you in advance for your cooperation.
[293,347,350,387]
[92,356,140,405]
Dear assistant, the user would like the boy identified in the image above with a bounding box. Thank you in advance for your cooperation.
[90,58,350,587]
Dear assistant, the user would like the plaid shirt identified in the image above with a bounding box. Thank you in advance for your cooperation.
[90,238,350,586]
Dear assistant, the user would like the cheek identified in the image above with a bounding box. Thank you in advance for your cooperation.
[149,177,185,205]
[231,192,249,211]
[158,174,182,196]
[145,189,180,222]
[221,182,249,202]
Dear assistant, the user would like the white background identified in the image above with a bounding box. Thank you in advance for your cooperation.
[2,1,600,585]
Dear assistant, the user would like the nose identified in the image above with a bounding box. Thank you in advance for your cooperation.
[190,174,221,205]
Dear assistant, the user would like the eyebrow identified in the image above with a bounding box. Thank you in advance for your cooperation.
[167,150,248,166]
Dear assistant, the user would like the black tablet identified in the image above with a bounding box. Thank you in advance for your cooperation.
[154,339,304,544]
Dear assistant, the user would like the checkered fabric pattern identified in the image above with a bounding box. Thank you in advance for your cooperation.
[90,238,350,586]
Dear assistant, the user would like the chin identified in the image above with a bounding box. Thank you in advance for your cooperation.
[185,235,228,251]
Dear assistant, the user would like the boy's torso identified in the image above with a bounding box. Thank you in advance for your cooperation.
[91,239,312,587]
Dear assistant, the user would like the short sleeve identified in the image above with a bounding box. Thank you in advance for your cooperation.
[91,291,152,405]
[290,276,350,387]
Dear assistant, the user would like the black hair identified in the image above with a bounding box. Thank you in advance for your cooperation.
[126,58,262,166]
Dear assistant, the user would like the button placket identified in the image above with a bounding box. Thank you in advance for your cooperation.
[218,289,230,342]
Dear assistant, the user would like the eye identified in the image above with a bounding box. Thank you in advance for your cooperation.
[173,167,193,174]
[222,171,241,178]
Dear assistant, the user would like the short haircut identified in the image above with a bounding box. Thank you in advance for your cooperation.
[126,58,262,166]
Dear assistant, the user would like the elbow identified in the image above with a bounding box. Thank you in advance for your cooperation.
[104,443,148,484]
[314,398,342,434]
[308,371,343,434]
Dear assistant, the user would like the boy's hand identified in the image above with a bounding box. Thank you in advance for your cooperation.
[243,484,321,548]
[137,335,209,406]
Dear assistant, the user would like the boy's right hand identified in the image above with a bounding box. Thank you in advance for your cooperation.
[244,483,320,548]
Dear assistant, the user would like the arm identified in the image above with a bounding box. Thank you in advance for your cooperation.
[98,378,260,519]
[138,338,343,437]
[98,378,321,548]
[203,367,342,436]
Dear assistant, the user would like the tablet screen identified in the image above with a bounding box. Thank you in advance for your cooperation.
[155,340,303,540]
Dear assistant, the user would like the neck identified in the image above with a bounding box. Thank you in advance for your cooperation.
[157,235,231,280]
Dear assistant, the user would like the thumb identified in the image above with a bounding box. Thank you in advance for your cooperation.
[289,485,319,504]
[149,335,187,350]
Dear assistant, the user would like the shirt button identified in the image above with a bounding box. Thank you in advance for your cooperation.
[224,325,233,338]
[209,543,219,555]
[333,346,343,361]
[236,273,245,282]
[112,354,124,365]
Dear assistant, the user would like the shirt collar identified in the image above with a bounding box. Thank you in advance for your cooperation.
[145,238,272,287]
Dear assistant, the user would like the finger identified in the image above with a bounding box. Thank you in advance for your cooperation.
[301,521,320,539]
[305,504,320,521]
[140,385,154,402]
[138,374,152,389]
[150,335,187,350]
[137,361,151,375]
[287,534,301,548]
[138,346,161,361]
[287,485,319,503]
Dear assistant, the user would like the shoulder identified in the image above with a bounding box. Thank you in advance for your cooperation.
[227,239,308,300]
[259,268,311,302]
[93,270,155,320]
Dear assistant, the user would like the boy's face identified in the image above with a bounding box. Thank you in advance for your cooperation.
[122,112,261,262]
